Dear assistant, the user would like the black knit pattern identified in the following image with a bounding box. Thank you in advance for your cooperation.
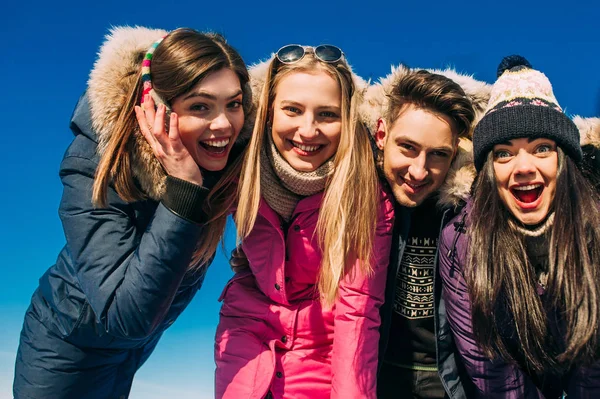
[473,105,582,171]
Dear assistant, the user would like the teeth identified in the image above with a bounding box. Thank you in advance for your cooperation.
[293,142,321,152]
[202,138,230,148]
[513,184,542,191]
[405,181,426,188]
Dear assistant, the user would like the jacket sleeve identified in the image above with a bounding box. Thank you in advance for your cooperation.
[57,141,208,340]
[437,222,541,399]
[330,191,394,399]
[567,357,600,398]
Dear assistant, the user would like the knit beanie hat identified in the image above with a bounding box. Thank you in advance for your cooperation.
[473,55,582,171]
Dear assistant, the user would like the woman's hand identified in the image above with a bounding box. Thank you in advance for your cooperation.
[135,95,204,187]
[229,245,249,274]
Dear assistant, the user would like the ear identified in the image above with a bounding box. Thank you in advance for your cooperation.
[376,118,387,150]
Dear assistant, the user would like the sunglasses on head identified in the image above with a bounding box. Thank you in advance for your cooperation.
[275,44,344,64]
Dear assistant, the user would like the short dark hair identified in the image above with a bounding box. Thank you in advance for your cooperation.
[385,70,475,138]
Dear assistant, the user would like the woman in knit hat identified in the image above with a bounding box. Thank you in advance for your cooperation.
[13,26,252,399]
[214,45,394,398]
[438,55,600,398]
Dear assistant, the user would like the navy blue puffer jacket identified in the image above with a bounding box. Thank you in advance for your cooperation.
[12,26,251,399]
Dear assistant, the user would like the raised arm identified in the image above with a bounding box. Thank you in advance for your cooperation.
[58,132,209,340]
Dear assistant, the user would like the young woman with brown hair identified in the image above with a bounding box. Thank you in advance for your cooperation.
[438,55,600,398]
[13,26,252,399]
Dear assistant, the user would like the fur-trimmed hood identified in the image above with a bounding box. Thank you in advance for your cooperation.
[360,65,600,209]
[85,26,253,201]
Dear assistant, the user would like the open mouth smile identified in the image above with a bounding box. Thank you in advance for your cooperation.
[199,137,231,156]
[510,183,544,208]
[289,140,324,156]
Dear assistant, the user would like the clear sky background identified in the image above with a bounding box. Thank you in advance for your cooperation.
[2,1,599,398]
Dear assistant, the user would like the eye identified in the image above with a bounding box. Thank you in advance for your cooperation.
[319,110,339,119]
[283,106,302,114]
[535,143,555,154]
[189,103,209,112]
[399,143,415,151]
[227,100,243,110]
[430,151,449,158]
[494,149,511,159]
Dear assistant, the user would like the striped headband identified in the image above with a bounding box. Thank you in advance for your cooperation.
[140,35,170,110]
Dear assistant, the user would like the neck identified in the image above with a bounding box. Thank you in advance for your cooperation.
[259,132,334,220]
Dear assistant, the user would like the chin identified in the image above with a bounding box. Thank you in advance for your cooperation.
[198,160,227,172]
[287,158,322,173]
[512,210,549,226]
[393,190,418,208]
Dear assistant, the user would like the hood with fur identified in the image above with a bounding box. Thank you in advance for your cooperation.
[361,65,600,209]
[87,26,253,201]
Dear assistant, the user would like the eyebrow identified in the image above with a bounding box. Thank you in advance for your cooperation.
[279,100,341,111]
[395,136,453,153]
[183,89,243,101]
[279,100,304,107]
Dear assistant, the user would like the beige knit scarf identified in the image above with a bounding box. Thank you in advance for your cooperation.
[508,212,555,237]
[260,133,334,221]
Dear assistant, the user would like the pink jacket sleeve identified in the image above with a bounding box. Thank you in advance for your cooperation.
[330,191,394,399]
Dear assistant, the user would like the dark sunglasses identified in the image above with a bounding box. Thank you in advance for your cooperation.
[275,44,344,64]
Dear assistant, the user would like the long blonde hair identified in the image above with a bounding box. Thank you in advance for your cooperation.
[235,50,379,304]
[92,28,251,267]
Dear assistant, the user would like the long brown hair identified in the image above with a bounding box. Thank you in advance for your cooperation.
[467,148,600,372]
[235,50,379,305]
[92,28,251,266]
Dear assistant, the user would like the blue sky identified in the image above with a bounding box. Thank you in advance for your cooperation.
[2,1,599,397]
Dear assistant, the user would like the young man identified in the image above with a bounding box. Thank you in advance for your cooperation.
[368,68,484,399]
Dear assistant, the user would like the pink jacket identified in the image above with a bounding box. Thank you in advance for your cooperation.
[215,188,394,399]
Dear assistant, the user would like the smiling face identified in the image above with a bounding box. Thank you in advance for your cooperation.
[270,70,342,172]
[492,137,558,225]
[376,104,457,207]
[170,68,245,172]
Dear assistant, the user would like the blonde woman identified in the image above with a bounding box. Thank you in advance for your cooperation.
[14,27,252,399]
[215,45,394,399]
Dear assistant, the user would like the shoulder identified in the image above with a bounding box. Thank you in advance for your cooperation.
[439,200,471,275]
[441,214,468,248]
[377,184,395,225]
[59,134,100,179]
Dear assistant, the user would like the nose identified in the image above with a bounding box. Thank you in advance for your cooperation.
[407,152,428,181]
[210,111,232,131]
[297,114,319,140]
[514,150,537,175]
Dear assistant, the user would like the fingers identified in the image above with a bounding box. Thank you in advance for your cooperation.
[135,105,158,148]
[143,94,156,126]
[168,112,179,140]
[152,104,170,148]
[229,246,249,273]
